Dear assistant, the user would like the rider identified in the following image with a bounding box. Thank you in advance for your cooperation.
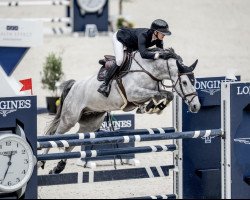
[98,19,172,97]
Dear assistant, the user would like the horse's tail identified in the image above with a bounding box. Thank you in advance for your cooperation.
[45,79,76,136]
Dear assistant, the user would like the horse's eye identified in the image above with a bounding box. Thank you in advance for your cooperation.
[183,81,188,86]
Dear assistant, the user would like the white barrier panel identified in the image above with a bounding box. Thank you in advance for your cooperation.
[0,0,70,6]
[22,17,71,24]
[0,19,43,47]
[0,67,26,97]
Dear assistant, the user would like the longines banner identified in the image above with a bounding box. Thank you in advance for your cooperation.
[100,114,135,131]
[0,19,43,47]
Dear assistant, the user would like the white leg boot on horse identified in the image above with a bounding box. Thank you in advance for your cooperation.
[151,91,174,114]
[136,91,174,114]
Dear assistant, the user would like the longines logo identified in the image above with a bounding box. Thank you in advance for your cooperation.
[196,80,221,95]
[0,100,31,117]
[196,79,237,96]
[201,136,217,144]
[234,138,250,145]
[237,86,250,95]
[101,120,132,131]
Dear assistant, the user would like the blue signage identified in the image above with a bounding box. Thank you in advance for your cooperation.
[0,47,28,76]
[81,114,135,161]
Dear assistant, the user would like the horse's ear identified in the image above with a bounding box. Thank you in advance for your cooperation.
[189,59,198,72]
[176,60,186,73]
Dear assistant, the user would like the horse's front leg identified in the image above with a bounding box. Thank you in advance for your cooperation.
[128,88,161,103]
[149,90,173,114]
[134,90,174,114]
[154,90,174,103]
[148,90,174,114]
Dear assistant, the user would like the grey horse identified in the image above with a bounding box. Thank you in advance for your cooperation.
[40,49,201,174]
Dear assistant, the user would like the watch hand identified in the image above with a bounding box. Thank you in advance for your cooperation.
[3,152,13,181]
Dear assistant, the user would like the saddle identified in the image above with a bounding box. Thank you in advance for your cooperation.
[97,50,133,82]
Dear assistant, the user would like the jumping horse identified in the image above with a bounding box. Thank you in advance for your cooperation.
[39,48,201,174]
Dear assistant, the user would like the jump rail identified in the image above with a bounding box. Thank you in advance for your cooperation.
[38,144,177,161]
[37,129,222,149]
[37,127,176,142]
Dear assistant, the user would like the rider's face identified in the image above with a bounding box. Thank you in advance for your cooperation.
[156,32,165,40]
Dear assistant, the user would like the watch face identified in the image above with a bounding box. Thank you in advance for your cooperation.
[77,0,107,12]
[0,134,34,193]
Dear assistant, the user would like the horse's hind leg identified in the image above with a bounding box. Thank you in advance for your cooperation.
[50,112,106,174]
[48,114,81,174]
[38,117,76,170]
[76,112,106,168]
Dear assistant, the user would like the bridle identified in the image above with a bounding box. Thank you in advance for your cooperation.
[165,59,198,105]
[131,56,198,105]
[169,71,198,105]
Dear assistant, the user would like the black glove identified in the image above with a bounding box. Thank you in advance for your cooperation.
[159,52,166,59]
[158,50,184,62]
[159,52,176,60]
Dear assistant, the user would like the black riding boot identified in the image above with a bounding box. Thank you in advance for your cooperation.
[98,64,119,97]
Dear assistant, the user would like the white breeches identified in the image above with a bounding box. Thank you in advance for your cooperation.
[112,31,125,66]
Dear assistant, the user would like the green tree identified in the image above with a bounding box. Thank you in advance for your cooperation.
[41,53,64,96]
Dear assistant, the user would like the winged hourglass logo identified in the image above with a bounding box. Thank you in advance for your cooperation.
[0,100,31,117]
[201,136,217,144]
[0,109,17,117]
[234,138,250,145]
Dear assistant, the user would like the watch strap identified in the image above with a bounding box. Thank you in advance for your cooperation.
[0,192,18,199]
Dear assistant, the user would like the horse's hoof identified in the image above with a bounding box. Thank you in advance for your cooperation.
[156,110,164,115]
[136,107,145,114]
[49,160,67,174]
[37,161,46,169]
[41,161,46,169]
[49,168,60,175]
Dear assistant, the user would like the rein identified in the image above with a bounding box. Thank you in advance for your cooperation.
[128,58,162,82]
[130,56,198,105]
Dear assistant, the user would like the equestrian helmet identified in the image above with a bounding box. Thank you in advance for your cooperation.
[151,19,171,35]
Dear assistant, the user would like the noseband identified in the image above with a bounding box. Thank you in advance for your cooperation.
[171,72,198,104]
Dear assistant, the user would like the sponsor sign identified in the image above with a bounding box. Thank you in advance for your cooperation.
[0,19,43,47]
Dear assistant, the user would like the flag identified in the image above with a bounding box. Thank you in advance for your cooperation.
[19,78,33,95]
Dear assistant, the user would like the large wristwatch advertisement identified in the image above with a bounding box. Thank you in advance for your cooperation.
[77,0,107,15]
[0,126,36,199]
